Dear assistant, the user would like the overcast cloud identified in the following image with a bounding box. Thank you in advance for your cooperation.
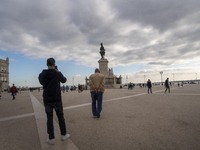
[1,0,200,75]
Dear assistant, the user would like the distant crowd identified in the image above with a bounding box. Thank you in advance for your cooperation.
[0,79,199,101]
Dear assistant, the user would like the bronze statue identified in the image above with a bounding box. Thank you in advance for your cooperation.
[100,43,105,58]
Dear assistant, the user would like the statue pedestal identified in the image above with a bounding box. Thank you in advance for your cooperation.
[98,58,122,88]
[98,58,109,76]
[85,44,122,89]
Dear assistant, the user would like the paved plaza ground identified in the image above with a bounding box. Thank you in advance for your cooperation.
[0,84,200,150]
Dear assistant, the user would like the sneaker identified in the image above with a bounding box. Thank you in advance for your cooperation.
[97,114,100,118]
[47,139,55,145]
[61,134,70,141]
[93,114,100,119]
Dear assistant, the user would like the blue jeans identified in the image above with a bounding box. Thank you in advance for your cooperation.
[91,91,103,117]
[44,101,66,139]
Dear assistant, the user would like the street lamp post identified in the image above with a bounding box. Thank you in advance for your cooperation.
[126,75,128,84]
[144,75,146,83]
[160,71,163,85]
[172,73,175,82]
[72,77,75,86]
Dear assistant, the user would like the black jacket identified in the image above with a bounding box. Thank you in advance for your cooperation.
[165,80,169,88]
[147,81,152,88]
[38,69,66,103]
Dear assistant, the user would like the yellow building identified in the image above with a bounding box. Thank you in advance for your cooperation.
[0,57,9,91]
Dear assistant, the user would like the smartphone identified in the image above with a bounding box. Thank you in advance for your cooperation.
[55,66,58,70]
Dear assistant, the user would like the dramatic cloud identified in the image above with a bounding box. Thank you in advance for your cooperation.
[1,0,200,76]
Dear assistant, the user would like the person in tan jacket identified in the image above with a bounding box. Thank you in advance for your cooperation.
[89,68,105,118]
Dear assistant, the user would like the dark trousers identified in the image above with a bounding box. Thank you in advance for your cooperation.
[165,87,170,93]
[148,87,152,93]
[91,91,103,117]
[11,92,16,100]
[44,101,66,139]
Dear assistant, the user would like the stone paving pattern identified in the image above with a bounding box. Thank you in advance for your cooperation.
[0,84,200,150]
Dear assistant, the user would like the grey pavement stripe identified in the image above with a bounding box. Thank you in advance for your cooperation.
[64,90,165,110]
[64,103,91,110]
[154,93,200,96]
[64,93,148,110]
[104,92,148,102]
[0,113,34,122]
[30,93,79,150]
[63,88,186,110]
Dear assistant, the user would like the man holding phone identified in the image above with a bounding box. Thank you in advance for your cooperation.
[38,58,70,145]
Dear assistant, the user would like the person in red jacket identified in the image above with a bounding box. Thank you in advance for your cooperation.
[10,84,17,100]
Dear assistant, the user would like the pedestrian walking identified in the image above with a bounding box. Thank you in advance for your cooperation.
[78,84,83,93]
[62,85,66,93]
[164,78,170,93]
[89,68,105,118]
[0,81,2,99]
[66,85,69,92]
[38,58,70,145]
[147,79,152,94]
[10,84,17,100]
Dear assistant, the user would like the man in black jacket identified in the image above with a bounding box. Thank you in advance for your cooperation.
[38,58,70,145]
[147,79,152,94]
[164,77,170,93]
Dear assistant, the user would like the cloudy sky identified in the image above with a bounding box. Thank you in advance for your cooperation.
[0,0,200,87]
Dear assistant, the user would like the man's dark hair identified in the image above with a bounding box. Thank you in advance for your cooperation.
[95,68,100,73]
[47,58,55,66]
